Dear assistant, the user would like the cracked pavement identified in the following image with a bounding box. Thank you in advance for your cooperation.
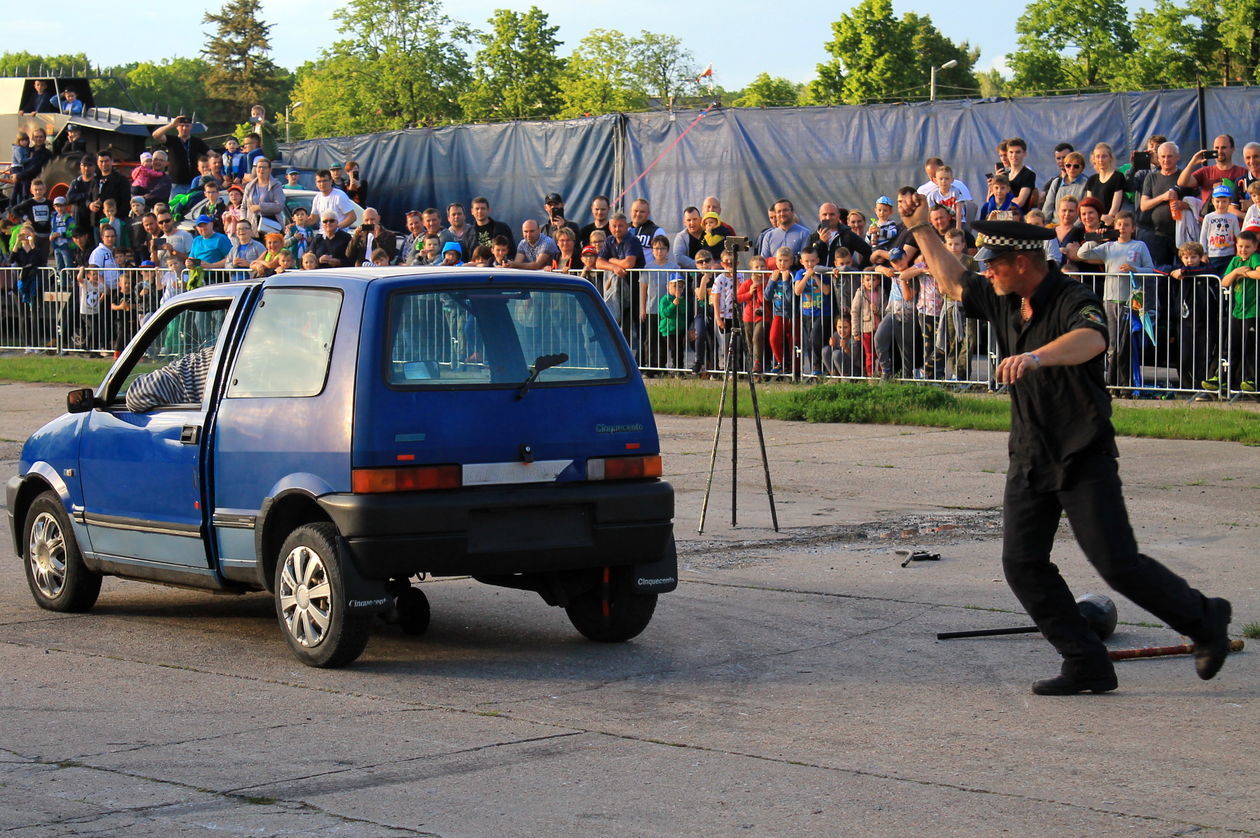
[0,382,1256,836]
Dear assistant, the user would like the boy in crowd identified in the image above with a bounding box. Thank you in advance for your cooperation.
[823,310,862,377]
[50,195,76,272]
[1200,184,1241,276]
[870,195,901,250]
[659,276,688,371]
[1218,230,1260,391]
[980,174,1019,219]
[1077,210,1155,389]
[941,228,977,380]
[764,245,796,375]
[1170,241,1220,394]
[793,247,830,376]
[926,165,968,228]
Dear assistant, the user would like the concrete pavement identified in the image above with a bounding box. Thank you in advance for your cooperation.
[1,380,1256,836]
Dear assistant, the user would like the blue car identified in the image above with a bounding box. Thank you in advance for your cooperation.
[8,268,676,667]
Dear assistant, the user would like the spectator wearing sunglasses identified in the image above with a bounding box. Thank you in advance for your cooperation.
[1041,151,1089,218]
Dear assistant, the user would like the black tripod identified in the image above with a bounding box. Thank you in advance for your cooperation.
[698,241,779,533]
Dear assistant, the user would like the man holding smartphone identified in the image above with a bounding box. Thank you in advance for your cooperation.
[1178,134,1247,212]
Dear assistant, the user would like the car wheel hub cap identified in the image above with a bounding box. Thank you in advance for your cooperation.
[28,513,67,598]
[278,545,332,648]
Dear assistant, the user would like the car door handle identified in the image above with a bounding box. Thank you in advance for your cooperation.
[180,425,201,445]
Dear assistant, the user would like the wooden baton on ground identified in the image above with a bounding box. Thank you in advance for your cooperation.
[1109,639,1244,661]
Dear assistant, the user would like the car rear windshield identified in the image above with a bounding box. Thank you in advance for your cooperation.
[386,286,628,387]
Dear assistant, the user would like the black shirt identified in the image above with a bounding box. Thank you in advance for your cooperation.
[162,133,211,184]
[1008,166,1037,211]
[960,262,1115,491]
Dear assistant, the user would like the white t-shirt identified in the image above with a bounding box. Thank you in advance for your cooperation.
[918,178,974,202]
[310,188,357,229]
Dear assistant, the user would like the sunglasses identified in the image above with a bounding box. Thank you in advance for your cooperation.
[1064,163,1083,169]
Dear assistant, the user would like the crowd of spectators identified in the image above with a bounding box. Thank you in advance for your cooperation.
[4,115,1260,388]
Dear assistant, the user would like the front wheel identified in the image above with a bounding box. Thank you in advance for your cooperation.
[565,567,657,642]
[23,491,101,612]
[274,523,370,668]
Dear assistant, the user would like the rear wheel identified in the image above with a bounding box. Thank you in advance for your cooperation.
[23,491,101,612]
[395,586,431,636]
[565,567,657,642]
[274,523,369,668]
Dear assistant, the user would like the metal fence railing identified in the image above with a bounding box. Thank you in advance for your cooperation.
[2,263,1253,402]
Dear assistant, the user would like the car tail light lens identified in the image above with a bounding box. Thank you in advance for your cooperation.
[352,464,462,493]
[586,455,662,481]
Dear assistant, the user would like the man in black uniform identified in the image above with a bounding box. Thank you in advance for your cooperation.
[901,198,1233,695]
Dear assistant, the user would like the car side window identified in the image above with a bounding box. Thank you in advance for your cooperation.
[227,288,342,398]
[116,304,229,408]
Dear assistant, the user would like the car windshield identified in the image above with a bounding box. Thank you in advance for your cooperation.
[386,286,628,387]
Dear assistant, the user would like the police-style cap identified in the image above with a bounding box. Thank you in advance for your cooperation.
[972,219,1055,262]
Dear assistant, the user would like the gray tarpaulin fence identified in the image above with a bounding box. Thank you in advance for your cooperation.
[281,87,1259,238]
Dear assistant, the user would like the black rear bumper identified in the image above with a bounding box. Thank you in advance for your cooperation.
[318,479,674,580]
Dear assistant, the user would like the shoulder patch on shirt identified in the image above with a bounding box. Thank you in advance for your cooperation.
[1079,305,1105,326]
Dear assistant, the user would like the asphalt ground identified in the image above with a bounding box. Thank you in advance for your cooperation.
[0,380,1256,837]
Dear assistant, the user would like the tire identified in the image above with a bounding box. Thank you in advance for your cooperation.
[396,586,431,636]
[565,567,658,643]
[274,522,370,668]
[23,491,102,613]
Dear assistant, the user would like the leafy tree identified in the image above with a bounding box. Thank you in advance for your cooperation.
[810,0,978,104]
[732,74,801,108]
[559,29,648,117]
[1219,0,1260,84]
[977,68,1008,99]
[0,51,92,76]
[1005,0,1135,94]
[630,32,701,103]
[462,7,565,121]
[201,0,290,128]
[293,0,472,137]
[113,58,215,116]
[1112,0,1222,89]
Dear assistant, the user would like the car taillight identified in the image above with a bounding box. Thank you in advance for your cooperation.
[586,455,662,481]
[352,465,462,493]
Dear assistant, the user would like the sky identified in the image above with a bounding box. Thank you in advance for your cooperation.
[17,0,1055,93]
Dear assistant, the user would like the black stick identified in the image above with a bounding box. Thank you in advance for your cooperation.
[936,625,1041,640]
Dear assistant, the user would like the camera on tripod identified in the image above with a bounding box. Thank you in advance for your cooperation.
[724,236,751,253]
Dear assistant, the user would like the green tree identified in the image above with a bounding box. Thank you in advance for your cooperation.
[977,68,1008,99]
[113,58,215,116]
[462,7,565,121]
[630,32,700,103]
[810,0,978,104]
[559,29,648,117]
[732,73,801,107]
[1219,0,1260,84]
[1005,0,1135,94]
[1112,0,1223,89]
[293,0,472,137]
[201,0,290,129]
[0,51,92,76]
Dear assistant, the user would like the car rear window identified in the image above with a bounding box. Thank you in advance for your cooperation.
[386,286,628,387]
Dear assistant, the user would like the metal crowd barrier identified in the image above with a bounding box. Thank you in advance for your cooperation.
[0,265,243,357]
[2,262,1252,402]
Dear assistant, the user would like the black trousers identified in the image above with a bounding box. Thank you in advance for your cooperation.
[1002,453,1211,673]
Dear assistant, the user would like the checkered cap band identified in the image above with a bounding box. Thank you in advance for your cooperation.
[979,235,1044,250]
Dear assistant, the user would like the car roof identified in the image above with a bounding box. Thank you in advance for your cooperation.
[260,266,599,293]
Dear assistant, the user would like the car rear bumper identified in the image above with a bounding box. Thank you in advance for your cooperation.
[318,479,674,579]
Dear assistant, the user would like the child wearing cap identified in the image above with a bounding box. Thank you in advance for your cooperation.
[659,275,688,370]
[1200,184,1242,275]
[870,196,902,250]
[50,196,77,272]
[440,241,463,266]
[578,244,600,286]
[130,152,163,197]
[222,186,245,241]
[221,137,248,186]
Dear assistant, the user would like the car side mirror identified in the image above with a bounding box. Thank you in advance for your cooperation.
[66,388,99,413]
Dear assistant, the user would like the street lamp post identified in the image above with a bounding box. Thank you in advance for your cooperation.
[284,102,301,143]
[930,60,958,102]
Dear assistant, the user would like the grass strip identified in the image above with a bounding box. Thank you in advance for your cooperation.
[646,378,1260,444]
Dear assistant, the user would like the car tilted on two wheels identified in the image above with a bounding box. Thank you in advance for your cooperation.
[8,268,676,666]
